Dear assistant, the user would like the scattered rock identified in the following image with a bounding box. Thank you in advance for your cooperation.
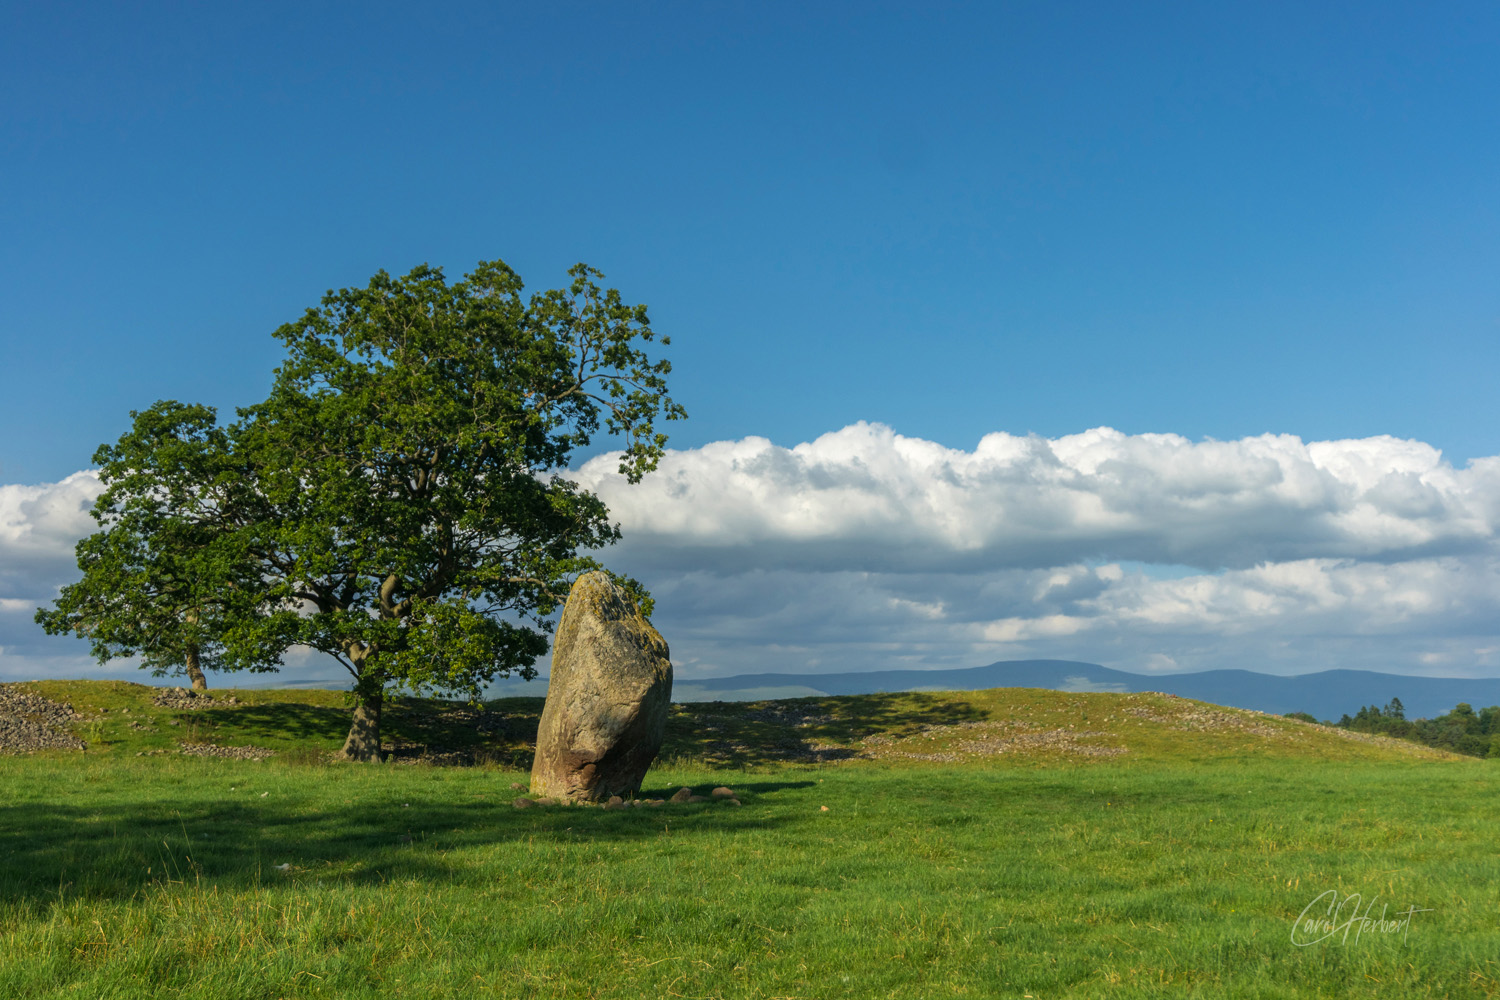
[645,799,665,807]
[820,805,830,812]
[687,795,709,803]
[152,688,241,711]
[670,787,693,803]
[710,786,735,799]
[681,702,859,765]
[384,741,482,767]
[510,782,527,791]
[178,743,276,761]
[860,719,1128,762]
[513,797,536,809]
[387,702,508,736]
[530,572,673,802]
[0,685,86,754]
[726,798,742,807]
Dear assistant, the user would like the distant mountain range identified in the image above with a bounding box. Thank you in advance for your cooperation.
[659,659,1500,722]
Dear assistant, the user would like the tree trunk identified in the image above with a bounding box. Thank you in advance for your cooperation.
[340,682,383,762]
[185,643,208,691]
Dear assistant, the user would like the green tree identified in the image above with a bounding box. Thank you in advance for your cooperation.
[39,259,679,758]
[1447,703,1478,729]
[230,258,682,759]
[1478,705,1499,737]
[36,402,283,690]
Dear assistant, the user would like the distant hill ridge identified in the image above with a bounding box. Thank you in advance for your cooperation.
[663,659,1500,722]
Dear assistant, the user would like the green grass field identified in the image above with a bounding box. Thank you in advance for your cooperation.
[1,681,1496,998]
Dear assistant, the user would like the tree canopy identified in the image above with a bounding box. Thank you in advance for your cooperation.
[38,259,683,758]
[1333,697,1500,758]
[35,401,280,690]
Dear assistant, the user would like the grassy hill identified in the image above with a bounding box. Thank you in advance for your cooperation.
[6,678,1460,769]
[0,681,1494,999]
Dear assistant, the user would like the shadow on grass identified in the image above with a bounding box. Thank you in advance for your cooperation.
[0,775,817,910]
[189,691,991,769]
[186,697,548,765]
[660,692,990,767]
[193,702,352,746]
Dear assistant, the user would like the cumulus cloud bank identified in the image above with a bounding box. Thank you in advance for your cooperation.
[7,425,1500,683]
[573,423,1500,572]
[573,424,1500,679]
[0,472,102,597]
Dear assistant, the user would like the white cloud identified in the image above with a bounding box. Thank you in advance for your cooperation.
[627,556,1500,680]
[575,424,1500,680]
[0,472,102,598]
[576,423,1499,572]
[8,424,1500,684]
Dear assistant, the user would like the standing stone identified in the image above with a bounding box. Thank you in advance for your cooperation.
[530,572,672,802]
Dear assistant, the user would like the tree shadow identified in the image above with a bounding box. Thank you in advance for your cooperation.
[659,692,991,768]
[176,691,991,770]
[193,701,351,746]
[0,774,815,910]
[187,696,547,765]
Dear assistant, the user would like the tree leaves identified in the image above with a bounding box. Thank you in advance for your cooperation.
[39,257,682,735]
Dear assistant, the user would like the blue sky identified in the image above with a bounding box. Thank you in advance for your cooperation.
[5,2,1500,685]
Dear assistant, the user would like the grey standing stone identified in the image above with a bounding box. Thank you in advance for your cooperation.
[530,572,672,802]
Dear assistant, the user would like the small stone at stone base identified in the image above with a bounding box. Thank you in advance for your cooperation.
[687,794,709,803]
[535,797,558,806]
[510,782,526,791]
[726,798,742,806]
[513,797,535,809]
[645,799,665,807]
[670,787,693,803]
[603,795,626,810]
[711,786,735,799]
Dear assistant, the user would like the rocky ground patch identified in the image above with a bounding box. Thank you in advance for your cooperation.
[152,687,242,710]
[1122,693,1452,757]
[177,742,276,760]
[385,741,492,766]
[862,718,1129,762]
[511,784,743,809]
[0,684,86,754]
